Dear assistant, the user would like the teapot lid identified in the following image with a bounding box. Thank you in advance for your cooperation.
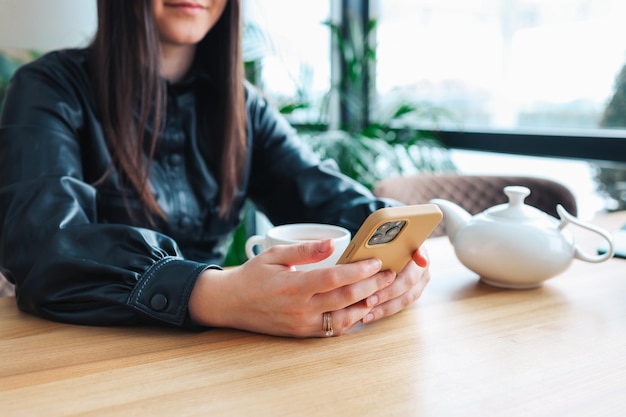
[484,186,552,222]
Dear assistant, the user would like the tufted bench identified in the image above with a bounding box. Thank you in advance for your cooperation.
[374,174,578,237]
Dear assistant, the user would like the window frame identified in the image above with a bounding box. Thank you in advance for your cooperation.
[334,0,626,165]
[435,128,626,163]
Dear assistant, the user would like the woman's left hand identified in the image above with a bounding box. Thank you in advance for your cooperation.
[360,246,430,324]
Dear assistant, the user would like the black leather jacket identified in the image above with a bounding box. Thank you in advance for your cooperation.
[0,48,394,328]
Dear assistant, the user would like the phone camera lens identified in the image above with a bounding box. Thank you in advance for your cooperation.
[368,233,386,245]
[386,225,402,238]
[368,220,407,245]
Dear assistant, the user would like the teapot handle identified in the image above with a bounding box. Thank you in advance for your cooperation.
[556,205,615,263]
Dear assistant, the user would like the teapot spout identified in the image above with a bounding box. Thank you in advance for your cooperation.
[429,198,472,244]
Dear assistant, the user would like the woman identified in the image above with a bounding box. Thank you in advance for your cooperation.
[0,0,430,337]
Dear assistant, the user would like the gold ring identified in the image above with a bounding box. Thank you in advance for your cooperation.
[322,312,334,337]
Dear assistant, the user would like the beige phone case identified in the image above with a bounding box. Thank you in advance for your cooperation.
[336,204,443,273]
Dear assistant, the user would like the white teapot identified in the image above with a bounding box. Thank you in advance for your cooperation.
[430,186,615,289]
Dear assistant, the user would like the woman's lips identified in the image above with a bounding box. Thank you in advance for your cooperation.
[165,1,208,14]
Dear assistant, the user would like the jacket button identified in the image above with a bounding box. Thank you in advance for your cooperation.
[150,294,168,311]
[169,154,183,166]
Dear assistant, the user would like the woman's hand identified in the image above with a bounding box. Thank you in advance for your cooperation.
[360,246,430,324]
[188,240,430,337]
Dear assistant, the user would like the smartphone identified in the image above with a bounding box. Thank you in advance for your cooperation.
[336,204,443,273]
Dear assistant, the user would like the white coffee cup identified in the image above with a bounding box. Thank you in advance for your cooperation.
[245,223,351,271]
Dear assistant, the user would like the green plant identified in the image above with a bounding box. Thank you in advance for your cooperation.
[599,62,626,128]
[0,50,39,113]
[301,108,457,190]
[591,162,626,211]
[295,15,457,190]
[323,15,376,134]
[592,61,626,211]
[0,55,19,113]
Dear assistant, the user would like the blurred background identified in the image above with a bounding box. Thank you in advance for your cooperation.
[2,0,626,220]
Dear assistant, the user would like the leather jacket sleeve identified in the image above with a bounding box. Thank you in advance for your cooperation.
[0,50,397,329]
[0,53,215,328]
[244,86,394,235]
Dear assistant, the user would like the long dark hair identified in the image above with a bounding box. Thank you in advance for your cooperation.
[91,0,246,220]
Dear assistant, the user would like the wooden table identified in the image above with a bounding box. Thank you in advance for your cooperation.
[1,212,625,417]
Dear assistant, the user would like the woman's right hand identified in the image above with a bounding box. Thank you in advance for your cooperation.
[188,239,397,337]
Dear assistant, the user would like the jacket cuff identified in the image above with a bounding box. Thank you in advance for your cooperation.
[128,257,220,327]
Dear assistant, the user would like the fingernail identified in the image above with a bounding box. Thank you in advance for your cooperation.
[317,239,332,253]
[362,313,374,323]
[366,294,378,307]
[369,258,382,270]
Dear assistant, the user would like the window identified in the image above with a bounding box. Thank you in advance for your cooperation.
[374,0,626,216]
[245,1,626,215]
[376,0,626,132]
[243,0,331,123]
